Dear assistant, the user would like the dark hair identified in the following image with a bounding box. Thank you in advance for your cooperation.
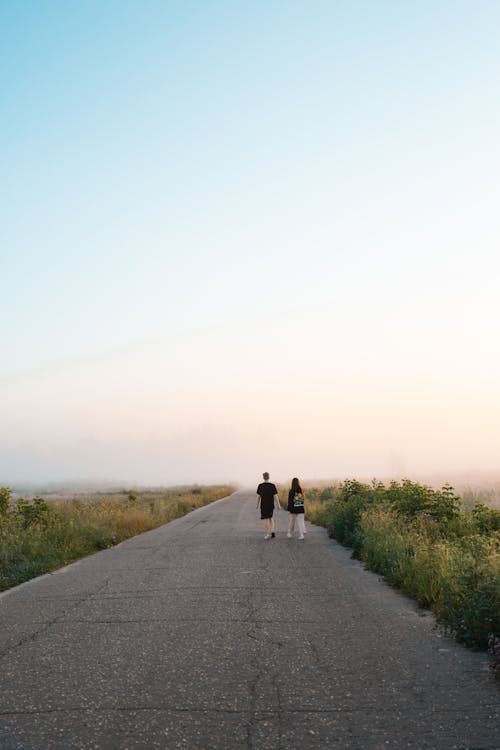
[263,472,269,481]
[291,477,302,494]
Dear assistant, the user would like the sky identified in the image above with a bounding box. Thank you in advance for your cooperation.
[1,1,500,487]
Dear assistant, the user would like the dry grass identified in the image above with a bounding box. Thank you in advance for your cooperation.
[0,485,234,591]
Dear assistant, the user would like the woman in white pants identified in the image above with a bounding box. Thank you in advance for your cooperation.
[287,477,306,540]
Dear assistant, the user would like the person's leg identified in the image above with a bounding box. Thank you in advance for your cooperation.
[270,515,275,537]
[297,514,305,539]
[287,513,296,537]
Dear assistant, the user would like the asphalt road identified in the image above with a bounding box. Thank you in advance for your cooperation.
[0,490,498,750]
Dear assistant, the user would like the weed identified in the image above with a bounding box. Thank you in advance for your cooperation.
[0,485,234,591]
[307,478,500,677]
[0,487,11,518]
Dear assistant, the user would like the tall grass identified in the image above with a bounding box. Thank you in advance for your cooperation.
[0,485,234,591]
[306,480,500,678]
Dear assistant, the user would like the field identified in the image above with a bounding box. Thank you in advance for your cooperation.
[0,485,234,592]
[304,479,500,679]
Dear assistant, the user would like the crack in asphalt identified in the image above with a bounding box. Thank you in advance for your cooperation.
[270,669,284,750]
[1,491,499,748]
[243,545,276,750]
[0,578,111,662]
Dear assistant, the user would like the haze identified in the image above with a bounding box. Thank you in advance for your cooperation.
[2,2,500,487]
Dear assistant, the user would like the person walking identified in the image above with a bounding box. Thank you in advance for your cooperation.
[287,477,306,540]
[256,472,281,539]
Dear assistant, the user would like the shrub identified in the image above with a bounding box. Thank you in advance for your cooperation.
[385,480,461,523]
[0,485,234,591]
[0,487,11,517]
[324,480,377,549]
[386,479,433,517]
[309,478,500,673]
[434,537,500,649]
[472,503,500,534]
[358,509,412,585]
[127,492,138,506]
[15,497,52,529]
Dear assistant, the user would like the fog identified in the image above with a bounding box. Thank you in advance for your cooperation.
[2,318,499,490]
[2,3,500,491]
[2,428,500,493]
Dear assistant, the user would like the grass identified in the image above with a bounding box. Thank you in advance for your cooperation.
[0,485,234,591]
[305,479,500,679]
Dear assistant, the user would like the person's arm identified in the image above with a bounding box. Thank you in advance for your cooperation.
[274,493,282,510]
[256,494,261,508]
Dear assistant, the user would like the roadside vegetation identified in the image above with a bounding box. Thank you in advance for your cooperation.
[305,480,500,680]
[0,485,233,592]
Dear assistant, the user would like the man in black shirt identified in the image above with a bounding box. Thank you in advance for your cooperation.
[256,472,281,539]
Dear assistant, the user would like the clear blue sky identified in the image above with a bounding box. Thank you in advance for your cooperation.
[2,1,500,485]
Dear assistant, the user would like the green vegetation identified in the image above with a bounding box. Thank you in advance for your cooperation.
[0,485,234,592]
[306,479,500,679]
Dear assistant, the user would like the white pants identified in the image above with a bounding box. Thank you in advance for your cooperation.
[295,513,305,536]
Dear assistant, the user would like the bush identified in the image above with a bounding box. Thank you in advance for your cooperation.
[0,487,11,517]
[385,480,461,522]
[358,510,445,606]
[324,480,377,549]
[308,478,500,674]
[472,503,500,534]
[0,485,234,591]
[385,479,433,517]
[434,537,500,649]
[15,497,52,529]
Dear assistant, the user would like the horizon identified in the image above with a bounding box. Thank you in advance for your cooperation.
[2,2,500,486]
[9,469,500,495]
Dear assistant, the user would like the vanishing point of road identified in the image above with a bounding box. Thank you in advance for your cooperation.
[0,490,498,749]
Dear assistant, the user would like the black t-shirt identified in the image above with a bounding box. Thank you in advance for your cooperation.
[257,482,277,509]
[288,489,305,514]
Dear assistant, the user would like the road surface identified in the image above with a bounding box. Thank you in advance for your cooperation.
[0,490,498,749]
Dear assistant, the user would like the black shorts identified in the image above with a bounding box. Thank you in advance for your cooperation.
[261,504,274,520]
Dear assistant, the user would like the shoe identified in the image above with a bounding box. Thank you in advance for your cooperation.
[264,534,271,540]
[286,532,291,538]
[298,535,304,540]
[271,532,275,538]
